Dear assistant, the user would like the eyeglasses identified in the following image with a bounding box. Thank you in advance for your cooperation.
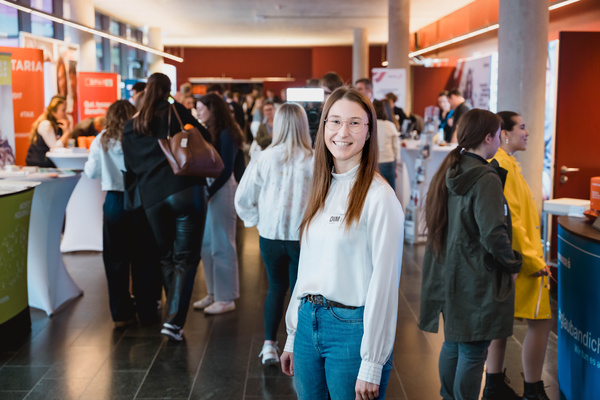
[324,117,368,134]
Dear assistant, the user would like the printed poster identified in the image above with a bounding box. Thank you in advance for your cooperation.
[20,32,79,123]
[453,54,496,111]
[78,72,120,120]
[0,52,16,168]
[0,47,45,166]
[372,68,407,110]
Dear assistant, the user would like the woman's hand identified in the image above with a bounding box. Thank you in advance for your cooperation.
[355,379,379,400]
[280,351,294,376]
[57,119,72,135]
[530,265,552,278]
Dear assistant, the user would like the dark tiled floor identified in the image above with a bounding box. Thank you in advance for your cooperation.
[0,226,559,399]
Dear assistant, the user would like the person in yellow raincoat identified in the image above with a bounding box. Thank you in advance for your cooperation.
[483,111,553,400]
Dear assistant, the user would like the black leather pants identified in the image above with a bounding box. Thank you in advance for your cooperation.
[145,185,207,328]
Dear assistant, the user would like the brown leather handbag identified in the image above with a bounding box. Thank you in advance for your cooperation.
[158,104,224,177]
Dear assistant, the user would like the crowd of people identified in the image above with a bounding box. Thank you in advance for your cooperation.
[22,70,553,400]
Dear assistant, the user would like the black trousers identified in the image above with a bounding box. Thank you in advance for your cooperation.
[144,185,207,328]
[102,191,162,323]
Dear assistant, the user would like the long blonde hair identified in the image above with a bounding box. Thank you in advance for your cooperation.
[270,103,313,162]
[30,96,65,144]
[101,100,137,152]
[300,86,378,235]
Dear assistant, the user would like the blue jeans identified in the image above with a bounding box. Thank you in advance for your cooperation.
[379,161,396,191]
[259,237,300,341]
[438,340,491,400]
[294,298,393,400]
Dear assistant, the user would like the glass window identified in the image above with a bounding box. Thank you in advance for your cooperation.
[96,35,104,71]
[31,0,54,38]
[109,21,120,36]
[0,4,19,38]
[111,41,120,73]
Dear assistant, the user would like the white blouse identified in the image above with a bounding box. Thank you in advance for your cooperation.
[84,131,125,191]
[37,120,63,149]
[377,119,400,163]
[234,144,313,240]
[284,164,404,385]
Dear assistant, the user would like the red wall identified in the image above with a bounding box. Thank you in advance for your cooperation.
[165,45,387,93]
[411,66,456,117]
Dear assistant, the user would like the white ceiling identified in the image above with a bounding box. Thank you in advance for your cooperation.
[93,0,475,47]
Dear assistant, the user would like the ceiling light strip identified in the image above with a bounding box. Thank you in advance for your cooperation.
[0,0,183,63]
[409,0,580,58]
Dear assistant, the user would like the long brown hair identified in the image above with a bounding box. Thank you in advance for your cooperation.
[133,73,171,135]
[300,86,379,235]
[30,96,65,144]
[100,100,137,151]
[425,109,502,259]
[197,93,244,147]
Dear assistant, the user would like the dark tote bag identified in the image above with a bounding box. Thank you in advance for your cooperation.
[158,104,224,177]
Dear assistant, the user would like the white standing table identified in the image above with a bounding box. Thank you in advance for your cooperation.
[1,172,83,315]
[47,151,106,252]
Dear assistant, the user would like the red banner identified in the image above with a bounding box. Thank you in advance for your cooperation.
[78,72,120,120]
[0,47,45,166]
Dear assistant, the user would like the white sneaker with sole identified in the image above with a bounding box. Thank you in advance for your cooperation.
[259,342,280,365]
[161,323,183,341]
[204,301,235,315]
[193,295,214,310]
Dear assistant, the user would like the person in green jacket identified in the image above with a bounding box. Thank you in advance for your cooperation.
[419,109,523,400]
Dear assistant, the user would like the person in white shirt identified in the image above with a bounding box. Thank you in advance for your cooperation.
[280,87,405,400]
[25,96,73,168]
[373,99,400,191]
[235,103,314,366]
[84,100,161,328]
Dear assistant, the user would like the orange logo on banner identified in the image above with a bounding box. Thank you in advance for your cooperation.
[78,72,119,120]
[0,47,45,166]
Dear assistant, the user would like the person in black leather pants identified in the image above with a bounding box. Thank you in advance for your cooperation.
[122,73,211,341]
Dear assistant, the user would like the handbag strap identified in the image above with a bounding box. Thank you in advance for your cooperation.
[170,103,185,130]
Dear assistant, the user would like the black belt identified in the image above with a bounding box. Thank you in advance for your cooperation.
[305,294,358,310]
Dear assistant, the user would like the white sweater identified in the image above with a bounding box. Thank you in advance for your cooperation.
[284,164,404,385]
[377,119,400,163]
[84,131,125,191]
[234,144,313,240]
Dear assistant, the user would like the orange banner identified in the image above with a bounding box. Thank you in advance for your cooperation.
[0,47,45,166]
[78,72,119,120]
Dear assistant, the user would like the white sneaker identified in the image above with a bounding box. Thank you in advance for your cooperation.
[161,323,183,341]
[259,342,280,365]
[193,295,214,310]
[204,301,236,315]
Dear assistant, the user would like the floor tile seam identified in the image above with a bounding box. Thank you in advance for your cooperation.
[241,266,268,400]
[132,334,166,400]
[390,361,409,400]
[398,289,441,354]
[186,317,216,400]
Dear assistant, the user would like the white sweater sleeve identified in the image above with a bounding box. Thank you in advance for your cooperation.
[283,272,302,353]
[358,185,404,384]
[234,157,262,228]
[38,120,62,149]
[84,134,102,180]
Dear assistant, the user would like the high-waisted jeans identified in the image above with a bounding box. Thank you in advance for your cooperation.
[145,185,207,328]
[293,298,393,400]
[438,340,491,400]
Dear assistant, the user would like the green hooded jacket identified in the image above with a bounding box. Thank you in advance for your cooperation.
[419,153,523,342]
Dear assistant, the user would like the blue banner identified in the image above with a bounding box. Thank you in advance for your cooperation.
[558,226,600,399]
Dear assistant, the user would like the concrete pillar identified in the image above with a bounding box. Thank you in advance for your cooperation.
[66,0,95,71]
[388,0,411,112]
[353,28,369,84]
[147,27,164,74]
[498,0,548,211]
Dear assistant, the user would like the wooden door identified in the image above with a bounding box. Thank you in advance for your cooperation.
[553,32,600,199]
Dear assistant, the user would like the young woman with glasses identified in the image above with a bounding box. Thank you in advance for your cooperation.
[281,86,404,400]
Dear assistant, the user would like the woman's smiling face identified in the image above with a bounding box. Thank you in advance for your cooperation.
[324,98,369,173]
